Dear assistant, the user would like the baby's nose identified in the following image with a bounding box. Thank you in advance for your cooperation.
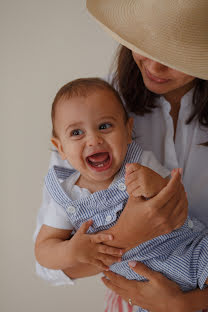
[87,133,103,146]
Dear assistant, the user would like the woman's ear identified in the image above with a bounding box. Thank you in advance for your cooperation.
[126,117,134,144]
[51,137,67,160]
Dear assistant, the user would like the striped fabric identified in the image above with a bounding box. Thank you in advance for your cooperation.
[45,141,208,312]
[104,289,136,312]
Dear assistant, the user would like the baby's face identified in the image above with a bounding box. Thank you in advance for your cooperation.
[52,89,133,187]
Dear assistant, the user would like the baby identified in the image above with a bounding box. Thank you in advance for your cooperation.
[35,78,208,309]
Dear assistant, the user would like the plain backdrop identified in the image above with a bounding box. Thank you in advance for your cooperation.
[1,0,118,311]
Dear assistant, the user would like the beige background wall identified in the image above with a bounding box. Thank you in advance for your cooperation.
[1,1,117,311]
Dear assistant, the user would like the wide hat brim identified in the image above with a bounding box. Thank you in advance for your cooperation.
[87,0,208,80]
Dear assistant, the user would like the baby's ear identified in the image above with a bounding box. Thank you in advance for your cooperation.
[126,117,134,143]
[51,137,67,160]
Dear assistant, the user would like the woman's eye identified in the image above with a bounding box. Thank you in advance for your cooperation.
[99,123,112,130]
[71,129,83,136]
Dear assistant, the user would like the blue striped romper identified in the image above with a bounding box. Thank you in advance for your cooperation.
[45,141,208,312]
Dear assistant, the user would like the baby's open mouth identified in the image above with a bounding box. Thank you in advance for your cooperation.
[86,152,112,171]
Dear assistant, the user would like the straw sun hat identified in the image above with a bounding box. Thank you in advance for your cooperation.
[86,0,208,80]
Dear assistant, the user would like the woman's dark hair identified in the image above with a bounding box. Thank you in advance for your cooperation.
[111,46,208,146]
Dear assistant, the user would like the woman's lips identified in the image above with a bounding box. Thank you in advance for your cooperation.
[145,67,170,83]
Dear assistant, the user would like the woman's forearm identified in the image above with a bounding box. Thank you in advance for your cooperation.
[180,287,208,312]
[63,263,102,279]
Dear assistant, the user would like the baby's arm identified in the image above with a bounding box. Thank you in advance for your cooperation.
[125,163,169,199]
[35,220,123,271]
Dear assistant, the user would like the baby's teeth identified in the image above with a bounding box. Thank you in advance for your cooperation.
[97,164,104,167]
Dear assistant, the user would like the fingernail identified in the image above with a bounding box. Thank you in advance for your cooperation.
[108,235,113,241]
[179,168,183,175]
[128,261,136,267]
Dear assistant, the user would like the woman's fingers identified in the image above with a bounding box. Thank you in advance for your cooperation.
[128,261,158,281]
[101,275,125,295]
[169,187,188,229]
[149,169,181,209]
[103,271,134,289]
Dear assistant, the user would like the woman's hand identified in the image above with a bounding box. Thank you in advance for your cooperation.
[102,262,186,312]
[110,169,188,250]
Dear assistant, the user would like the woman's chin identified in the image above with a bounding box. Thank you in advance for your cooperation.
[143,77,172,95]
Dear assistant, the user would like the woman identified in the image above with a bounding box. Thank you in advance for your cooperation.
[34,0,208,311]
[86,0,208,311]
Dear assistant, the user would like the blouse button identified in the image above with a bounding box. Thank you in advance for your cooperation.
[118,183,126,191]
[188,219,194,229]
[105,215,112,222]
[67,206,76,214]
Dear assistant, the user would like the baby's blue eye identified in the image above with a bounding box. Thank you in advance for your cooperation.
[99,123,112,130]
[71,129,83,136]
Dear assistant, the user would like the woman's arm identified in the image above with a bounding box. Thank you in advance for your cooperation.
[63,263,102,279]
[102,262,208,312]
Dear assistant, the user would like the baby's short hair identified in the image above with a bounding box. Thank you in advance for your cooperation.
[51,77,128,137]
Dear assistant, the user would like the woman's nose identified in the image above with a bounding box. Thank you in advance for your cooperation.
[146,59,167,74]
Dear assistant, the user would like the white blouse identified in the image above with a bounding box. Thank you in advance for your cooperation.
[132,88,208,225]
[34,88,208,285]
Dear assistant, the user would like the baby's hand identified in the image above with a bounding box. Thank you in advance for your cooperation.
[68,220,124,270]
[125,163,168,198]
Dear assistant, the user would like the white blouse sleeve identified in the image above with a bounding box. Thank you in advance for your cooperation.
[33,149,75,286]
[140,150,170,178]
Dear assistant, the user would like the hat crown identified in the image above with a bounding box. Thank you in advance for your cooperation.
[87,0,208,79]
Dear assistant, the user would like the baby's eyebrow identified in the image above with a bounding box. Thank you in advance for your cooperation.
[99,116,117,121]
[65,122,83,133]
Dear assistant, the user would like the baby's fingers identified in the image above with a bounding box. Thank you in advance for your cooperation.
[125,163,142,175]
[78,219,93,234]
[97,253,122,266]
[127,181,142,197]
[90,259,109,271]
[91,233,113,244]
[98,244,124,257]
[125,170,140,186]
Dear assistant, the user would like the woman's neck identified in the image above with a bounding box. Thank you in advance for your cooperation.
[163,79,195,108]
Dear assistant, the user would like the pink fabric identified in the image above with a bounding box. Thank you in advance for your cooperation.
[104,290,134,312]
